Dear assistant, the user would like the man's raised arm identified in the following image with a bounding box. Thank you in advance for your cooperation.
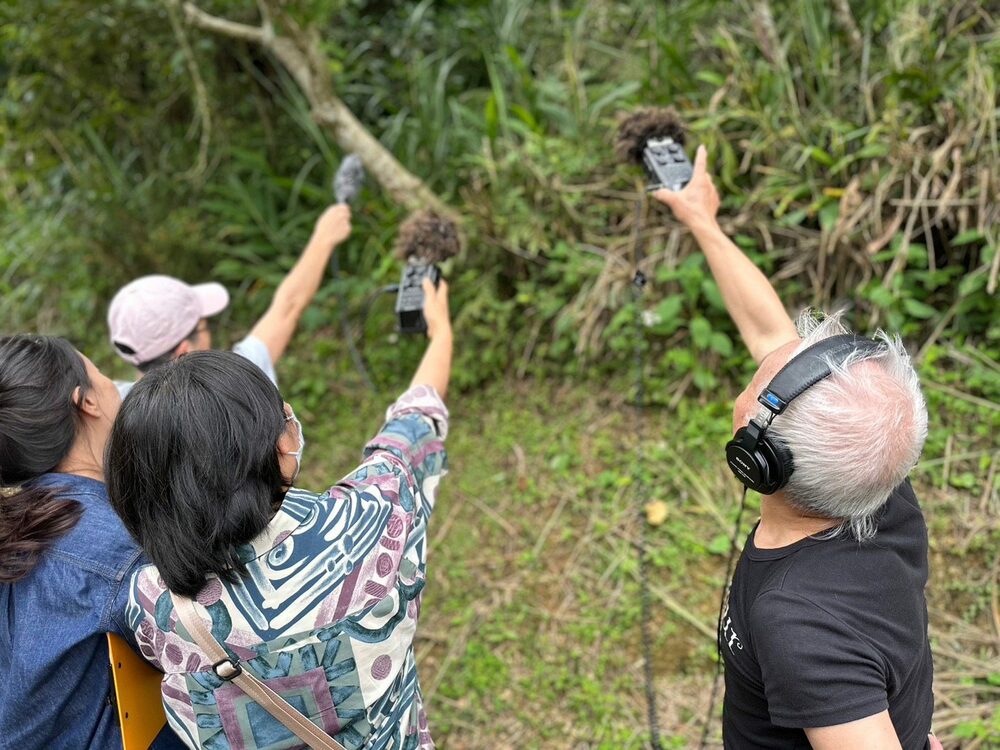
[250,204,352,365]
[652,146,798,364]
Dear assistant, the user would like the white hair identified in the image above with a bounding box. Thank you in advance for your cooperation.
[762,311,928,541]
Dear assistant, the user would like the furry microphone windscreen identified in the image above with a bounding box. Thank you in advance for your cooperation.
[614,107,687,165]
[393,210,462,263]
[333,154,365,205]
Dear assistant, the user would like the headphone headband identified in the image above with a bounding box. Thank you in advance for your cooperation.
[726,333,886,494]
[758,335,886,415]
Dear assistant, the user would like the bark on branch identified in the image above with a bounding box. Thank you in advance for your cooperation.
[177,0,454,219]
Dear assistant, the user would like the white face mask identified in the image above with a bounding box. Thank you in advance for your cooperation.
[283,410,306,484]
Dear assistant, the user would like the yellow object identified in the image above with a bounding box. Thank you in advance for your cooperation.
[107,632,168,750]
[644,500,669,526]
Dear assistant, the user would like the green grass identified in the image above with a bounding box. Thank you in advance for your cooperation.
[268,337,999,748]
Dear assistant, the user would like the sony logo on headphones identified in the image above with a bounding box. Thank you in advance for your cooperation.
[730,456,750,471]
[729,455,753,479]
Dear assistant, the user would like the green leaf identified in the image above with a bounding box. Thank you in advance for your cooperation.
[951,230,985,246]
[856,142,889,159]
[807,146,834,166]
[958,272,986,296]
[549,453,572,472]
[710,332,733,357]
[949,472,977,489]
[695,70,726,86]
[692,368,718,391]
[588,81,641,120]
[866,285,895,308]
[819,202,840,232]
[700,279,726,311]
[701,279,726,312]
[505,45,526,71]
[484,95,499,139]
[707,534,731,555]
[778,209,808,227]
[655,295,684,323]
[902,298,937,319]
[510,105,541,133]
[690,317,712,348]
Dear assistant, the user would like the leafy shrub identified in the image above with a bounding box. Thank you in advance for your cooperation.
[2,0,998,389]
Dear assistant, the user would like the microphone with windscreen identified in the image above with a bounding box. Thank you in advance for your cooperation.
[329,154,373,387]
[615,107,693,192]
[392,210,460,335]
[333,154,365,205]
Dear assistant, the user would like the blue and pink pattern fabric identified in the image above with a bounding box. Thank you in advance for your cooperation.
[126,385,448,750]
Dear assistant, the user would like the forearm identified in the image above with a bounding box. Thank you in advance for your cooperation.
[251,232,341,363]
[688,219,798,363]
[274,232,339,317]
[652,146,798,363]
[410,328,453,399]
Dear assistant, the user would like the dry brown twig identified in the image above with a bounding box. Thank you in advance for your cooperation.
[165,0,211,182]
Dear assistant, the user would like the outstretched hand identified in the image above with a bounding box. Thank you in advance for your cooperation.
[313,204,352,247]
[651,145,720,231]
[422,278,451,341]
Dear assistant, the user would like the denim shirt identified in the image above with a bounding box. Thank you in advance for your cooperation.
[0,473,183,750]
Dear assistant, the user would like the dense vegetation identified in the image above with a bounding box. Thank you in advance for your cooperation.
[2,0,998,746]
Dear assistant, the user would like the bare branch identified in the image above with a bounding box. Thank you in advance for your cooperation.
[179,1,265,44]
[166,0,211,180]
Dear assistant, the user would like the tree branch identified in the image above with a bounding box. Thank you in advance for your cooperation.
[176,0,455,219]
[167,0,212,180]
[180,1,265,44]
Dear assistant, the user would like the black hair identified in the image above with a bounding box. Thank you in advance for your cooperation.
[0,335,90,583]
[106,350,287,596]
[126,320,203,374]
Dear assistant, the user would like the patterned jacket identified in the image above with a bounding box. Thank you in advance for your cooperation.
[127,385,448,750]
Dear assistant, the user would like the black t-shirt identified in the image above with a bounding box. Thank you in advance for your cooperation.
[721,480,933,749]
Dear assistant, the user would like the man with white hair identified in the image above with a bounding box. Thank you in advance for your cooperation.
[655,147,940,750]
[108,203,351,396]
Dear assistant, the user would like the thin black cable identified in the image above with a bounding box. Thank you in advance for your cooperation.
[628,191,750,749]
[633,290,664,750]
[629,197,664,750]
[698,485,749,750]
[330,252,375,390]
[353,283,399,386]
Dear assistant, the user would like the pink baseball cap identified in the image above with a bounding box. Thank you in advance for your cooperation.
[108,275,229,365]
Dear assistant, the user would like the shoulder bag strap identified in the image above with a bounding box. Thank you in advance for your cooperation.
[170,592,348,750]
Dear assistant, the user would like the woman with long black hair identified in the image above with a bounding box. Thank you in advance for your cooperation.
[0,335,182,749]
[107,280,452,749]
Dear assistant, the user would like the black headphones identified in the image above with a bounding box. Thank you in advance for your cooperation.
[725,334,885,494]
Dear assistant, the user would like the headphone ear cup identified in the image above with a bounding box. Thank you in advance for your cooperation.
[726,427,771,494]
[755,435,794,494]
